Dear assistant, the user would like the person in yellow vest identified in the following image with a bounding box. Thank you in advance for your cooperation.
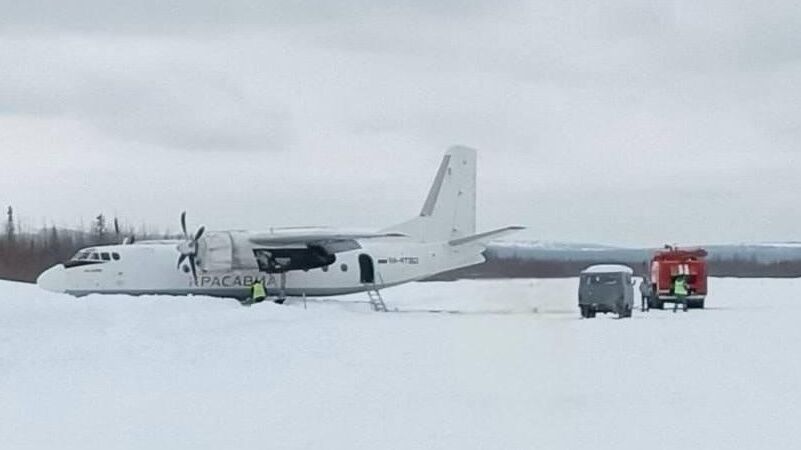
[250,279,267,304]
[672,275,689,312]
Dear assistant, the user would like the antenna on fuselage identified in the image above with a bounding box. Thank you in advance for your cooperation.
[114,217,136,245]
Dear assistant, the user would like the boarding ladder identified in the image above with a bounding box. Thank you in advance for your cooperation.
[365,271,388,312]
[366,287,388,312]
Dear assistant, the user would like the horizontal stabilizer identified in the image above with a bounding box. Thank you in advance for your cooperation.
[448,226,525,246]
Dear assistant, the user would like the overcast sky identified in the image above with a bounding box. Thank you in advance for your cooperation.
[1,1,800,246]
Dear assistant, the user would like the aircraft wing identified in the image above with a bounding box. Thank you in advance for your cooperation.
[248,231,407,252]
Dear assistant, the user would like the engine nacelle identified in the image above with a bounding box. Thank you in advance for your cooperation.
[197,231,260,272]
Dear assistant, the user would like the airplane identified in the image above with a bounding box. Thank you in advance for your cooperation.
[36,146,524,309]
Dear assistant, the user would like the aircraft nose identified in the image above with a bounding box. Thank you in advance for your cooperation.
[37,264,66,293]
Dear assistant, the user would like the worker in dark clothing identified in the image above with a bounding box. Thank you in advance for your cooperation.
[250,279,267,304]
[672,275,689,313]
[639,276,652,311]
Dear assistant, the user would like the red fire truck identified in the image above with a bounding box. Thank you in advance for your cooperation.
[647,245,708,309]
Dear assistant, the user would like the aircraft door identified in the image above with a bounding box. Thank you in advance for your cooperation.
[358,254,375,284]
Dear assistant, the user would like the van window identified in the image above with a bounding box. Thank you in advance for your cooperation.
[101,253,111,261]
[112,253,120,261]
[586,274,620,286]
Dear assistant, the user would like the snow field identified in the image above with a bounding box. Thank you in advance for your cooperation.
[1,278,800,449]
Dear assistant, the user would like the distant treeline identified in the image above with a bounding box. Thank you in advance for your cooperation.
[0,206,172,283]
[3,205,801,283]
[431,248,801,280]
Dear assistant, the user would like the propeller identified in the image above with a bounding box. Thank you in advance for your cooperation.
[176,211,206,283]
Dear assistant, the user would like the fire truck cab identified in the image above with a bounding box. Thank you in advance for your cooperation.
[647,245,708,310]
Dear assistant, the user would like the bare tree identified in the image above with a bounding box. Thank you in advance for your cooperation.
[94,214,107,243]
[49,225,60,251]
[5,206,15,242]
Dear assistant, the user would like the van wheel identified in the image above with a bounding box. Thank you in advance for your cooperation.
[649,299,664,310]
[688,299,705,309]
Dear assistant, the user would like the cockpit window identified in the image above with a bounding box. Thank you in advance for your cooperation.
[112,253,120,261]
[71,251,91,261]
[65,250,106,268]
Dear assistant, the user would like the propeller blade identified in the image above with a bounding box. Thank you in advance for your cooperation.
[176,253,187,268]
[193,226,205,242]
[180,211,188,238]
[189,255,198,284]
[114,217,120,236]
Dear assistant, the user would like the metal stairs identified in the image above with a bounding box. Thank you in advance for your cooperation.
[366,286,388,312]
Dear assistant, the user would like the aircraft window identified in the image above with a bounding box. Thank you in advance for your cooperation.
[340,264,348,272]
[112,253,120,261]
[65,250,107,268]
[72,252,91,261]
[101,253,111,261]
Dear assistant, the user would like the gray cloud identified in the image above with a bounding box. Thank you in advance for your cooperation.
[0,37,291,151]
[0,0,519,33]
[1,1,801,245]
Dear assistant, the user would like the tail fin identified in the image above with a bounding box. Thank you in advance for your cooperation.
[383,146,476,242]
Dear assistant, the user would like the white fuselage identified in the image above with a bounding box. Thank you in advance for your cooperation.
[36,146,522,301]
[37,238,485,300]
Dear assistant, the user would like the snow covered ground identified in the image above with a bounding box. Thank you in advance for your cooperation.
[2,278,801,449]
